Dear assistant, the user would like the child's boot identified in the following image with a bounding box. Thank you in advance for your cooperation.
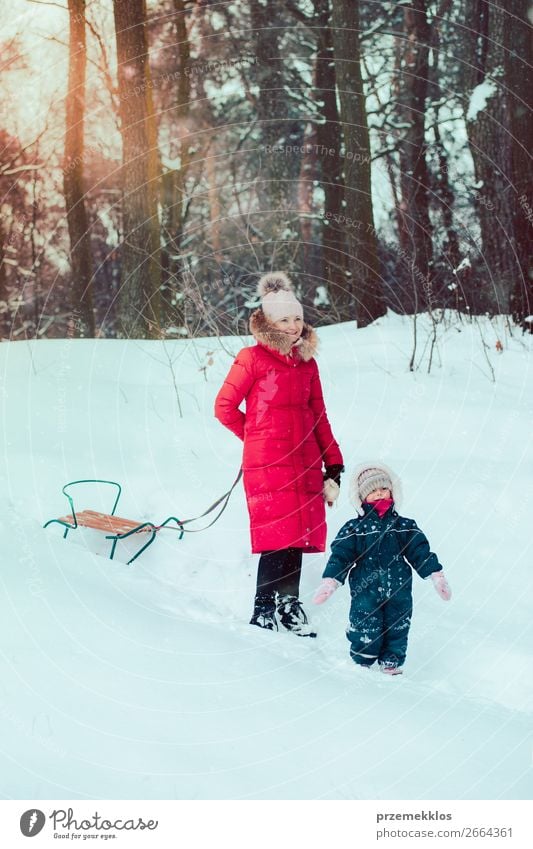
[379,656,403,675]
[277,595,317,637]
[250,593,278,631]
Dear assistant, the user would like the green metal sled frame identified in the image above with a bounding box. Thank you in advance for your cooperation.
[43,479,185,565]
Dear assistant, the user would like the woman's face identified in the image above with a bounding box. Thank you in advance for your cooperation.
[272,315,303,341]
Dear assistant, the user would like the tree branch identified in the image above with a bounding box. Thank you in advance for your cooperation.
[26,0,67,10]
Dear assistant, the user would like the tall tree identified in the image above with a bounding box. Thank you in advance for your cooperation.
[427,0,461,276]
[0,226,7,310]
[314,0,346,306]
[506,0,533,321]
[330,0,385,325]
[394,1,433,312]
[63,0,95,337]
[159,0,192,330]
[113,0,160,338]
[464,0,520,314]
[251,0,303,271]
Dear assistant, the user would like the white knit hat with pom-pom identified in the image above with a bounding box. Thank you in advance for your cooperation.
[257,271,303,322]
[350,462,403,516]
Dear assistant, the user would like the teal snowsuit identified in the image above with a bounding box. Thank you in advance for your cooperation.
[323,503,443,666]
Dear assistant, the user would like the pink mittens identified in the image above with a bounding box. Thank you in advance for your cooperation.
[313,578,341,605]
[430,570,452,601]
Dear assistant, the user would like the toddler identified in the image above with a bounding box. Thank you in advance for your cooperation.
[313,463,451,674]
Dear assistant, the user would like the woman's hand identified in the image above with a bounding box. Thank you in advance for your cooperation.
[323,463,344,506]
[323,464,344,486]
[323,478,340,507]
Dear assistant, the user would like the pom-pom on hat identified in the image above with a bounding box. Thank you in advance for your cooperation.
[350,462,403,516]
[257,271,303,323]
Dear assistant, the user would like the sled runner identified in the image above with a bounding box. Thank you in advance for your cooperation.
[44,473,242,565]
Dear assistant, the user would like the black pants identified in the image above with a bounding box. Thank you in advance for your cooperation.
[256,548,303,599]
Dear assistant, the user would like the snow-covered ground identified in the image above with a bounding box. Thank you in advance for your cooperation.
[1,312,532,800]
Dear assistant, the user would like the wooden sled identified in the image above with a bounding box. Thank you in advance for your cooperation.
[44,471,242,565]
[44,479,184,565]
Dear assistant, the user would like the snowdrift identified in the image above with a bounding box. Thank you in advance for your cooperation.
[1,313,531,799]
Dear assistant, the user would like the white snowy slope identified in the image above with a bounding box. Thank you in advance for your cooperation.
[0,312,532,800]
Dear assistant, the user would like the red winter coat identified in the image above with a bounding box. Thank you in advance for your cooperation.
[214,310,343,553]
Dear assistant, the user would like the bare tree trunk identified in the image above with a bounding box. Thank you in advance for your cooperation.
[314,0,347,304]
[394,1,433,312]
[428,2,461,275]
[160,0,191,329]
[465,0,519,314]
[63,0,95,337]
[330,0,385,325]
[506,0,533,321]
[251,0,302,270]
[30,170,40,332]
[296,122,314,266]
[0,225,7,307]
[113,0,160,338]
[252,0,289,210]
[205,151,222,261]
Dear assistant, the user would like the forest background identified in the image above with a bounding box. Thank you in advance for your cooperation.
[0,0,531,343]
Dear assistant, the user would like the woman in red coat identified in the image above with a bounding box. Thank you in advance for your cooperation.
[214,272,344,636]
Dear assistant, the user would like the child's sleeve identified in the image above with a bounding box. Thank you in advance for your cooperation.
[401,520,443,579]
[322,521,358,584]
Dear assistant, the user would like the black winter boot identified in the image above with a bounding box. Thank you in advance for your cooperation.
[277,595,317,637]
[250,594,278,631]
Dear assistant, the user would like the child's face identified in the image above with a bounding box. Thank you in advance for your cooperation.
[366,487,392,502]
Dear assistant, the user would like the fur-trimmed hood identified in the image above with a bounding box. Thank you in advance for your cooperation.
[249,308,318,362]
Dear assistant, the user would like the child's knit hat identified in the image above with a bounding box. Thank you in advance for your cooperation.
[350,462,403,516]
[257,272,304,323]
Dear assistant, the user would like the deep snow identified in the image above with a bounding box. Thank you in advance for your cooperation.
[0,312,532,799]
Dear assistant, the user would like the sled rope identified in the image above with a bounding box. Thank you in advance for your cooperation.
[154,468,243,532]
